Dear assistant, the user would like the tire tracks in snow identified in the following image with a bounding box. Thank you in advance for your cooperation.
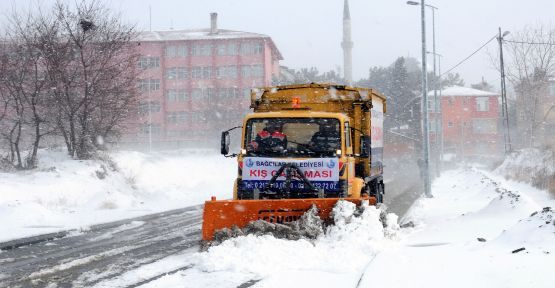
[0,206,203,288]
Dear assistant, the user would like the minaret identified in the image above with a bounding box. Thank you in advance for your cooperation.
[342,0,353,85]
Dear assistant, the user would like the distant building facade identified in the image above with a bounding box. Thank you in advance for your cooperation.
[429,86,502,159]
[125,13,283,147]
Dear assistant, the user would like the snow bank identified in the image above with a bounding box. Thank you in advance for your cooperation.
[0,149,236,242]
[360,169,555,288]
[495,148,555,192]
[148,201,399,288]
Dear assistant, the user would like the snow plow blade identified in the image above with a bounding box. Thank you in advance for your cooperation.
[202,196,376,241]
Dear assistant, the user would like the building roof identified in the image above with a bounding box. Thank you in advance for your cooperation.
[429,85,498,97]
[136,28,283,60]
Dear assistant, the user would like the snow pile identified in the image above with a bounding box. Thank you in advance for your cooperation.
[183,201,399,287]
[359,169,555,288]
[211,205,324,245]
[0,149,235,242]
[495,148,554,190]
[493,207,554,251]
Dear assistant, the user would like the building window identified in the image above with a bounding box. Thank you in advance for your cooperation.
[216,66,237,79]
[166,67,188,79]
[190,111,206,122]
[448,121,453,128]
[190,67,212,79]
[218,88,239,99]
[476,97,489,112]
[202,66,212,79]
[137,79,160,92]
[254,42,264,54]
[167,112,188,124]
[227,43,238,55]
[240,42,263,55]
[202,44,212,56]
[448,98,454,106]
[138,101,161,114]
[167,89,188,102]
[472,118,497,134]
[217,44,226,55]
[140,123,161,136]
[177,111,188,123]
[138,57,160,69]
[251,65,263,77]
[178,45,188,57]
[191,88,202,100]
[191,44,200,56]
[191,67,202,79]
[241,65,263,78]
[166,46,176,57]
[166,45,187,57]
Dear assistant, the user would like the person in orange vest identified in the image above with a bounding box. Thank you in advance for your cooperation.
[248,120,288,153]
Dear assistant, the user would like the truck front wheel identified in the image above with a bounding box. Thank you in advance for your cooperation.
[368,180,384,203]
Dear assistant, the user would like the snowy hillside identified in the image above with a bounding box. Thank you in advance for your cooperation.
[495,148,554,192]
[92,167,555,288]
[0,149,236,242]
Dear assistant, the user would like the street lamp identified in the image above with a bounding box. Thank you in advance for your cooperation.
[497,28,511,154]
[407,0,432,197]
[408,1,440,180]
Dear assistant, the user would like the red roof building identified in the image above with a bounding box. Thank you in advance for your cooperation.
[429,86,502,159]
[125,13,283,148]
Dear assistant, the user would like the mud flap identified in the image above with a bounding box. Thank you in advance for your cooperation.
[202,196,376,241]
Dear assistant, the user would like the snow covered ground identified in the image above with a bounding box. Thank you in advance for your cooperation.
[94,167,554,288]
[0,149,236,242]
[2,149,554,288]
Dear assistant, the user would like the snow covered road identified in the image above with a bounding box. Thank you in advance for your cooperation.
[0,206,203,288]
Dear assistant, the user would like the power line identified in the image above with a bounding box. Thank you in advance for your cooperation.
[504,39,555,46]
[441,35,497,77]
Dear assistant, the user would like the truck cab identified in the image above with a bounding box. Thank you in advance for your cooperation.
[221,83,386,202]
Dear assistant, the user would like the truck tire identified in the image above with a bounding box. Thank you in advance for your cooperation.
[377,181,385,203]
[369,180,384,203]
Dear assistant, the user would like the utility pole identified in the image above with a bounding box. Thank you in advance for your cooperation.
[498,28,512,154]
[429,5,440,178]
[421,0,432,197]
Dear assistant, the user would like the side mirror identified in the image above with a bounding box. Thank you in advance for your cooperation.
[360,135,371,158]
[221,131,230,155]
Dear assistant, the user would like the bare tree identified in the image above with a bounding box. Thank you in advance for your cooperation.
[503,25,555,147]
[0,0,140,168]
[42,0,139,158]
[0,11,56,169]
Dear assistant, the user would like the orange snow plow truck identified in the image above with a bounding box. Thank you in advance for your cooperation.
[202,83,386,241]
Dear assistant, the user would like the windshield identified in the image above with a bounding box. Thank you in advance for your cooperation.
[245,118,341,157]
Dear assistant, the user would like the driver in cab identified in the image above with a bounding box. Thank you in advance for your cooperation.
[248,121,288,153]
[309,121,340,152]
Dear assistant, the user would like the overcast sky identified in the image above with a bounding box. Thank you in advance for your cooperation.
[3,0,555,89]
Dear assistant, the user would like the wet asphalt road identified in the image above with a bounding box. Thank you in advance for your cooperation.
[0,206,203,288]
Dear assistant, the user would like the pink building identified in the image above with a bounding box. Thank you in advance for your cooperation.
[429,86,502,159]
[127,13,283,147]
